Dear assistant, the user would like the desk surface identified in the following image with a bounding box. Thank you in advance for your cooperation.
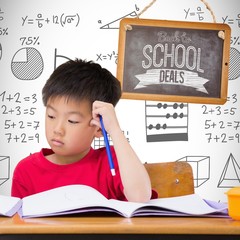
[0,214,240,235]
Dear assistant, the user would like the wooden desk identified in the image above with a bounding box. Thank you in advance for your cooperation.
[0,214,240,240]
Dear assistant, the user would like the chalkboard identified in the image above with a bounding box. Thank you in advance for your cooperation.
[117,18,231,104]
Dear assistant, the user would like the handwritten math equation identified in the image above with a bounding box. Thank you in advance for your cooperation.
[184,7,205,21]
[222,14,240,27]
[0,7,8,36]
[96,50,118,64]
[202,94,240,144]
[223,13,240,47]
[21,13,80,28]
[0,91,41,144]
[184,6,240,30]
[0,7,3,21]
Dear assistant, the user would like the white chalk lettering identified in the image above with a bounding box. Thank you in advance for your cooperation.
[142,43,204,73]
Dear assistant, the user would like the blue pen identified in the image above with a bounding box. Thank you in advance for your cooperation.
[99,115,116,176]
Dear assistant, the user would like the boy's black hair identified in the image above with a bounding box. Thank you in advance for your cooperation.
[42,59,122,106]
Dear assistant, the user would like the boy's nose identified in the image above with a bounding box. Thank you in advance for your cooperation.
[54,122,65,135]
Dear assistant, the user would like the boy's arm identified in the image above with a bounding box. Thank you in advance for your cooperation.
[110,128,152,202]
[91,101,152,203]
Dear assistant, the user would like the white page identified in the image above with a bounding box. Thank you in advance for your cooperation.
[21,185,228,218]
[0,195,22,217]
[21,184,110,217]
[107,194,228,217]
[138,194,228,215]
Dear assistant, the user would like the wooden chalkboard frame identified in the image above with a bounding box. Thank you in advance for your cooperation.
[117,18,231,104]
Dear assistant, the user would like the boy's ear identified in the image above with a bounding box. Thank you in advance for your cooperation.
[94,127,103,138]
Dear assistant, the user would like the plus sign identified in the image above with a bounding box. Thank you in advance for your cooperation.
[209,108,214,114]
[214,135,220,142]
[211,122,217,128]
[14,135,20,142]
[6,94,14,101]
[8,108,14,114]
[11,122,16,128]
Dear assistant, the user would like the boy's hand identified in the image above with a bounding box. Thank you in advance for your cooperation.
[91,101,152,202]
[90,100,121,135]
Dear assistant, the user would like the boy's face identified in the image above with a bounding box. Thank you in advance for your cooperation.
[45,96,99,164]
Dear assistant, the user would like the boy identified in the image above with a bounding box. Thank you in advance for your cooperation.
[11,59,154,202]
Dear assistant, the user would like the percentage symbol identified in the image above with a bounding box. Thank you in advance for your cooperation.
[233,36,240,45]
[33,36,40,45]
[0,27,8,35]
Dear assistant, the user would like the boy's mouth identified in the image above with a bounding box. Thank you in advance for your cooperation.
[51,138,64,146]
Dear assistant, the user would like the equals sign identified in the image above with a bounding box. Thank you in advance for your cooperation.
[27,122,32,127]
[28,19,34,24]
[223,109,229,114]
[28,136,34,141]
[228,136,234,141]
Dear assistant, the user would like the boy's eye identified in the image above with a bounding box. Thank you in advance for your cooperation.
[68,120,79,124]
[47,114,55,119]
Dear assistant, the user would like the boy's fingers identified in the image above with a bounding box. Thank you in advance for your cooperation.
[90,118,100,128]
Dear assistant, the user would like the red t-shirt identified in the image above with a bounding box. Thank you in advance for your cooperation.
[11,147,126,200]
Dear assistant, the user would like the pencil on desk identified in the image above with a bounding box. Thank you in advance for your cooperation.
[99,115,116,176]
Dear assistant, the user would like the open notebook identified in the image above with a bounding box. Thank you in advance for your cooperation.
[0,184,228,218]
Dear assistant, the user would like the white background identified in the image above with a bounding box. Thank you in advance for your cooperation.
[0,0,239,202]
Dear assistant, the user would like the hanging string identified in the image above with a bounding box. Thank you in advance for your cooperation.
[199,0,224,39]
[200,0,216,23]
[136,0,157,18]
[136,0,216,23]
[133,0,224,39]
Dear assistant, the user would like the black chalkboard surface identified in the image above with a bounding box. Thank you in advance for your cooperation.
[117,18,231,104]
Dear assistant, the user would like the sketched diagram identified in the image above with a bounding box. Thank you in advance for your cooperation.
[11,47,44,80]
[0,43,2,60]
[93,131,128,149]
[218,153,240,188]
[0,156,10,186]
[100,10,137,29]
[177,156,210,188]
[229,47,240,80]
[93,136,112,149]
[54,48,72,70]
[145,101,188,142]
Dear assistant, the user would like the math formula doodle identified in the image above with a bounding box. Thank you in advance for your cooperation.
[21,13,80,28]
[0,91,41,144]
[202,94,240,144]
[0,0,239,203]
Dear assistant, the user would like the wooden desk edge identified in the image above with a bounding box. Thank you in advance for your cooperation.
[0,214,240,235]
